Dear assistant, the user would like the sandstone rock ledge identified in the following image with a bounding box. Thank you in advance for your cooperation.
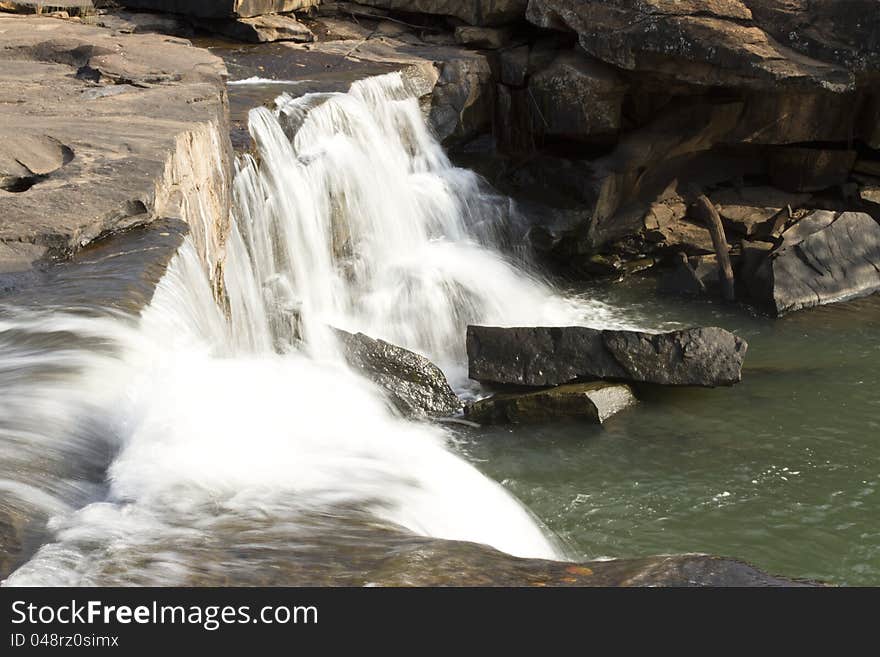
[0,15,232,303]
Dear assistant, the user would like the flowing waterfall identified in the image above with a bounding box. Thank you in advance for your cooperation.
[3,73,631,586]
[225,73,620,382]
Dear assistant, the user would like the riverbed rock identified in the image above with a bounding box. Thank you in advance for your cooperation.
[334,329,462,418]
[710,186,811,238]
[467,325,747,387]
[745,211,880,315]
[279,37,493,144]
[0,506,26,580]
[118,0,319,19]
[643,200,717,255]
[465,382,635,425]
[205,13,315,43]
[0,15,231,291]
[658,252,721,297]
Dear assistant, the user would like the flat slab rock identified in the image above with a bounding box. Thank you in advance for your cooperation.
[0,15,230,279]
[467,325,747,387]
[334,329,462,419]
[465,382,636,425]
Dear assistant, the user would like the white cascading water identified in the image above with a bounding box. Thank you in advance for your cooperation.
[2,73,632,585]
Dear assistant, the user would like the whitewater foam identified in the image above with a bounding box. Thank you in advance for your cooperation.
[3,72,639,585]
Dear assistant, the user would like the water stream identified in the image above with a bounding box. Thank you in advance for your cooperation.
[1,71,877,586]
[1,73,628,585]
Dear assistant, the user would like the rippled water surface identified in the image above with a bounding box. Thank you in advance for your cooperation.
[457,284,880,585]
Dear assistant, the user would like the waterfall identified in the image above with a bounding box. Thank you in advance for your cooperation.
[225,73,620,382]
[2,72,630,586]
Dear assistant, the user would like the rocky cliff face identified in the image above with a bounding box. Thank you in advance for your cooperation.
[0,15,233,301]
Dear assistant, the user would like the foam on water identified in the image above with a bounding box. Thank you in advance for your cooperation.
[3,72,633,585]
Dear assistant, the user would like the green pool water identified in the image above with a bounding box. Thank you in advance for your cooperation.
[455,282,880,585]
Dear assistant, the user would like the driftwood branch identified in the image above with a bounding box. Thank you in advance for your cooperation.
[693,194,735,301]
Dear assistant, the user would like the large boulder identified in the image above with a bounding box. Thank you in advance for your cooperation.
[745,211,880,315]
[334,329,462,418]
[467,325,748,387]
[118,0,319,19]
[744,0,880,73]
[205,13,314,43]
[465,381,636,424]
[527,49,626,142]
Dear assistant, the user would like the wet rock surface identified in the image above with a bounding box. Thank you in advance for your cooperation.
[334,329,462,418]
[467,325,748,387]
[4,506,813,586]
[275,35,493,144]
[465,382,636,425]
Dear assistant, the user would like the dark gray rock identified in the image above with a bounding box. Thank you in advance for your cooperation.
[465,381,636,424]
[658,252,720,297]
[499,44,529,86]
[747,211,880,315]
[335,329,462,418]
[527,50,626,141]
[467,325,748,387]
[768,147,857,192]
[525,0,858,93]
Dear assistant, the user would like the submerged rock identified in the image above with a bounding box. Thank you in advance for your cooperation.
[465,382,636,425]
[745,211,880,315]
[467,325,747,387]
[370,547,817,587]
[334,329,462,418]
